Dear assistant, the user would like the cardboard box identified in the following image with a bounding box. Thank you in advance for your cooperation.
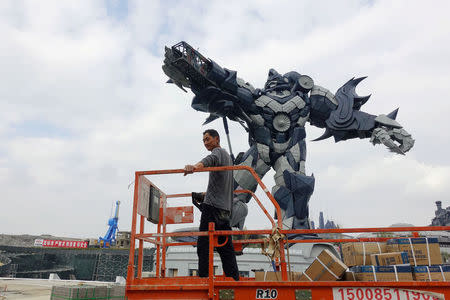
[413,265,450,281]
[255,271,265,281]
[351,265,413,282]
[265,271,282,281]
[298,249,347,281]
[341,242,386,267]
[386,238,442,266]
[371,252,409,266]
[262,271,303,281]
[289,272,303,281]
[342,270,356,281]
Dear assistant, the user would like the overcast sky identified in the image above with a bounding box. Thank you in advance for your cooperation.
[1,0,450,239]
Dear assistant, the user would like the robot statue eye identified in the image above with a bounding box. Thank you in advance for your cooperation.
[264,69,292,92]
[268,68,281,79]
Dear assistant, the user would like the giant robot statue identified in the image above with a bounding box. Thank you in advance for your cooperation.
[163,42,414,231]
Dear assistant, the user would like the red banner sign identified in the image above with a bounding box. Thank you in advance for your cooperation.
[34,239,88,248]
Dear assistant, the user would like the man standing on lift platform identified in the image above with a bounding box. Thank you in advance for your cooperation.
[184,129,239,281]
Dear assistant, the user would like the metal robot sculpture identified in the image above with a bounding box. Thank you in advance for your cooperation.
[163,41,414,231]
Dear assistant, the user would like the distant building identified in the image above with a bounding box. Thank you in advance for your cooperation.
[428,201,450,256]
[319,212,325,229]
[116,231,131,248]
[325,220,336,229]
[312,212,337,230]
[431,201,450,226]
[310,211,341,239]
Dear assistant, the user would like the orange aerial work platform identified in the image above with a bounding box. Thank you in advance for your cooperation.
[126,166,450,300]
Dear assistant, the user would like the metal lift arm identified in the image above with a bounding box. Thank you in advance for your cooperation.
[98,200,120,248]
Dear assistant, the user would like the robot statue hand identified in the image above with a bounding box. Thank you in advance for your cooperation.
[370,126,415,155]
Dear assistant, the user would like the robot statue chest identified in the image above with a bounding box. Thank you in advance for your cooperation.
[255,93,307,132]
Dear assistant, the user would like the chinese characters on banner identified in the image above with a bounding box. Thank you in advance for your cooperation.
[34,239,88,248]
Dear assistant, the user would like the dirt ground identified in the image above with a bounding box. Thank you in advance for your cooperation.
[0,278,113,300]
[0,278,54,300]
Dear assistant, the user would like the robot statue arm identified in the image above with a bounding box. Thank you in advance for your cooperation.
[309,77,414,154]
[162,41,257,123]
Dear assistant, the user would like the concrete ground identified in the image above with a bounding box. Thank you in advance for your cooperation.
[0,278,115,300]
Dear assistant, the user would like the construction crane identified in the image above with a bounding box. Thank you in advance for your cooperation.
[98,200,120,248]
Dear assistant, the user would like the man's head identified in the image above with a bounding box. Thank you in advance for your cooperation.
[203,129,220,151]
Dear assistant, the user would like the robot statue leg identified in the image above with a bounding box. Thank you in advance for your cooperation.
[231,144,271,229]
[272,141,315,230]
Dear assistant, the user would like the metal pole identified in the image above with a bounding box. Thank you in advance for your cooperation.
[222,117,235,162]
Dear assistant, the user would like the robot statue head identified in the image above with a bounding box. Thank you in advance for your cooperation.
[263,69,302,93]
[264,68,290,92]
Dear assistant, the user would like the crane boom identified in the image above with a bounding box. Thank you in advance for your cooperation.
[98,200,120,248]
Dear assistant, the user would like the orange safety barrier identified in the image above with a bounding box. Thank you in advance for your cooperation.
[126,166,450,300]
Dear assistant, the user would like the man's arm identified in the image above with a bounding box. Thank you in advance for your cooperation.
[184,149,221,175]
[183,162,204,176]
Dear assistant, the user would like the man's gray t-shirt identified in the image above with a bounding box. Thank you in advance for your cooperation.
[200,147,233,212]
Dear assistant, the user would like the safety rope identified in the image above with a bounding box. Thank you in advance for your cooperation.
[261,226,295,280]
[261,226,285,261]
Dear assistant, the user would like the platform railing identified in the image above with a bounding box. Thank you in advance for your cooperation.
[127,166,287,282]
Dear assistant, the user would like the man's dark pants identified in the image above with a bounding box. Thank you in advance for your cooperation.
[197,203,239,280]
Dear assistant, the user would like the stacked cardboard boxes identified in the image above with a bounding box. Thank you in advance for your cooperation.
[386,238,442,266]
[341,242,386,266]
[413,265,450,281]
[371,252,409,266]
[341,238,446,282]
[254,238,445,282]
[351,265,413,281]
